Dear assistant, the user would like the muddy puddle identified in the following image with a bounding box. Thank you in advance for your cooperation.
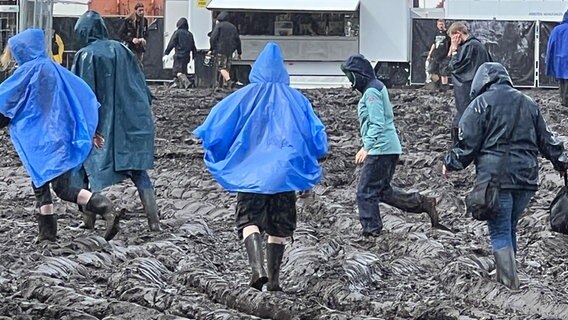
[1,86,567,319]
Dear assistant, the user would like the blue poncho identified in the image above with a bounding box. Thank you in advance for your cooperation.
[0,29,99,187]
[193,42,328,194]
[546,11,568,79]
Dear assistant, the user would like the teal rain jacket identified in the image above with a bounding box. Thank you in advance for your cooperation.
[0,29,99,187]
[72,11,154,191]
[193,42,328,194]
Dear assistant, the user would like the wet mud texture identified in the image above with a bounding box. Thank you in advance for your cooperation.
[1,86,568,319]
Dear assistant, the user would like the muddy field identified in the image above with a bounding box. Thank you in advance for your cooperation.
[1,86,568,320]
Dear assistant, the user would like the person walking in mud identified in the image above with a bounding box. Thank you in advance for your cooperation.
[545,9,568,107]
[164,17,197,89]
[426,19,451,91]
[120,2,148,67]
[340,54,443,237]
[194,42,328,291]
[72,11,160,232]
[208,11,242,88]
[446,21,491,144]
[443,62,568,290]
[0,29,120,242]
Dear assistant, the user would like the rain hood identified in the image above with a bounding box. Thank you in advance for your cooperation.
[0,29,99,187]
[193,42,328,194]
[470,62,513,99]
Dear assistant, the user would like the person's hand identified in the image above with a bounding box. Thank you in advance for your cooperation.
[139,38,147,46]
[207,50,212,55]
[450,34,461,52]
[93,134,105,149]
[355,148,368,164]
[132,38,139,44]
[442,164,448,178]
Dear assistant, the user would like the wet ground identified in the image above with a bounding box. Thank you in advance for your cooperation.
[1,86,568,319]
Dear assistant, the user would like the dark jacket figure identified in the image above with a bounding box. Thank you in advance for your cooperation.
[444,62,568,290]
[72,11,160,232]
[120,7,148,64]
[341,54,441,237]
[448,36,491,129]
[209,11,242,58]
[165,18,197,76]
[545,10,568,106]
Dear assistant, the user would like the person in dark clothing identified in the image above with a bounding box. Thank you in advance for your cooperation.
[545,10,568,107]
[447,21,491,144]
[426,19,451,90]
[120,2,148,66]
[209,11,242,88]
[341,54,444,237]
[443,62,568,290]
[164,17,197,89]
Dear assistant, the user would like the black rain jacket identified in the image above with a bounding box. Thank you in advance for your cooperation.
[165,18,197,60]
[209,12,242,57]
[445,62,568,190]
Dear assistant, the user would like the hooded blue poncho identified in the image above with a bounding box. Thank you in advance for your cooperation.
[0,29,99,187]
[193,42,328,194]
[546,10,568,79]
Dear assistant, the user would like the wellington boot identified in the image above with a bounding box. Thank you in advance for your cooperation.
[37,214,57,242]
[266,243,285,291]
[244,233,268,290]
[494,247,520,290]
[139,189,161,232]
[86,193,119,241]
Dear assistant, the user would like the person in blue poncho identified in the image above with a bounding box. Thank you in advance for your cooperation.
[341,54,442,238]
[194,42,328,291]
[0,29,120,242]
[71,11,159,232]
[546,10,568,106]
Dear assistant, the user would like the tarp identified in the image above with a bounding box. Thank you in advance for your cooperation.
[539,21,559,87]
[193,42,328,194]
[0,29,99,187]
[207,0,360,12]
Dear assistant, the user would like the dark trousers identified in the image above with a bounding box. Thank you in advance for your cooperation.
[357,155,425,234]
[32,169,85,207]
[452,80,473,128]
[560,79,568,107]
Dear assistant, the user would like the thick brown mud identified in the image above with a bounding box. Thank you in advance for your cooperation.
[1,86,567,319]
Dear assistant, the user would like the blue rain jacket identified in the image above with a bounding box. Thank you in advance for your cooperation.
[546,11,568,79]
[72,11,154,191]
[0,29,99,187]
[193,42,328,194]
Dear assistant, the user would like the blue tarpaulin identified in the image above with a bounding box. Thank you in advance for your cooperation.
[193,42,328,194]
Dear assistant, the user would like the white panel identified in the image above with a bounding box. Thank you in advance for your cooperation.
[53,3,88,17]
[360,0,411,63]
[207,0,360,12]
[446,0,568,21]
[188,0,212,50]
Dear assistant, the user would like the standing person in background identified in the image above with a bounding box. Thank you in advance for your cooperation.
[51,30,64,65]
[426,19,451,91]
[208,11,242,88]
[73,11,160,232]
[164,17,197,89]
[340,54,444,238]
[120,2,148,67]
[545,9,568,107]
[446,21,491,144]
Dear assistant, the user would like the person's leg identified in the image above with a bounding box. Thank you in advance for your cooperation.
[236,192,268,290]
[266,192,297,291]
[32,182,57,242]
[356,155,386,236]
[487,191,519,290]
[560,79,568,107]
[129,170,160,231]
[510,190,535,254]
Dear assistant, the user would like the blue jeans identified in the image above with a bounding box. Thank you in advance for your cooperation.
[487,190,535,252]
[126,170,154,192]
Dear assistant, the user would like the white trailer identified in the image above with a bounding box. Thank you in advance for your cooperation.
[445,0,568,22]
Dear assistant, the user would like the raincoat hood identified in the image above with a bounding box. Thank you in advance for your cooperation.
[74,10,109,48]
[470,62,513,99]
[341,54,384,93]
[249,42,289,84]
[177,17,188,30]
[217,11,229,22]
[8,29,47,65]
[563,10,568,23]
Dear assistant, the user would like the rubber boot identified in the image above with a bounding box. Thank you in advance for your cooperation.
[266,243,285,291]
[86,193,119,241]
[494,247,520,290]
[244,233,268,290]
[37,214,57,242]
[420,195,439,227]
[79,205,96,230]
[139,189,161,232]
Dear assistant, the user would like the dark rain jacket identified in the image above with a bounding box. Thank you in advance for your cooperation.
[209,12,242,57]
[120,14,148,53]
[545,11,568,79]
[341,55,401,155]
[165,18,197,60]
[448,36,492,127]
[72,10,154,192]
[445,62,568,190]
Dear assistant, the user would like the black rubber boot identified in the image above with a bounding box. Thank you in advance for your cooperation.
[494,247,520,290]
[244,233,268,290]
[139,189,161,232]
[420,195,439,227]
[266,243,285,291]
[86,193,119,241]
[79,205,96,230]
[37,214,57,242]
